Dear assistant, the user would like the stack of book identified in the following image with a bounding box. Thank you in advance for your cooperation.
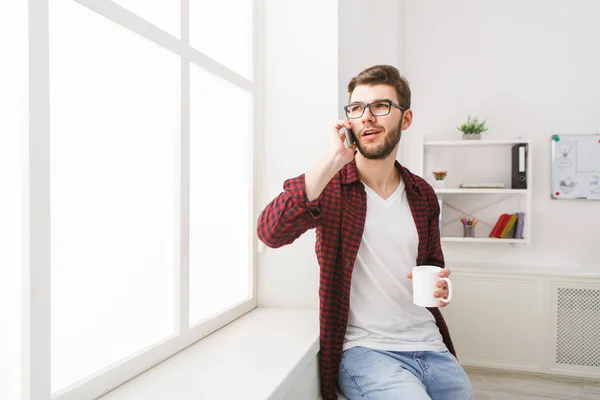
[489,212,525,239]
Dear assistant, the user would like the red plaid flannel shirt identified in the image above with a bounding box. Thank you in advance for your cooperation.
[257,160,456,400]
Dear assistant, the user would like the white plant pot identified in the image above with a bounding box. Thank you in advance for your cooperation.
[433,180,446,189]
[462,133,481,140]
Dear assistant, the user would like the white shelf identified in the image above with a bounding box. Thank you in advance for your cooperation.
[424,139,529,147]
[441,237,528,244]
[435,189,527,194]
[422,136,533,245]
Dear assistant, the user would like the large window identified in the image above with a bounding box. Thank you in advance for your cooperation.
[21,0,257,398]
[0,2,27,400]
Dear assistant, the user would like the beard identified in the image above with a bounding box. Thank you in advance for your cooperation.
[356,120,403,160]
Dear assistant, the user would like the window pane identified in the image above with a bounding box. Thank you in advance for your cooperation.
[50,1,179,392]
[190,0,253,80]
[189,65,252,325]
[112,0,180,39]
[0,2,27,399]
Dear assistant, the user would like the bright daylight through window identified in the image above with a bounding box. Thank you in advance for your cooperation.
[0,2,27,400]
[49,0,179,391]
[189,64,252,325]
[190,1,253,80]
[12,0,256,398]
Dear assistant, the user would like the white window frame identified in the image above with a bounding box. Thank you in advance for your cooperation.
[23,1,262,399]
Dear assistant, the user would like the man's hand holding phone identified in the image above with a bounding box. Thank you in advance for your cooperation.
[304,119,358,202]
[331,118,357,169]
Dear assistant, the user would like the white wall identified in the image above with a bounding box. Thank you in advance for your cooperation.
[259,0,404,308]
[338,0,402,116]
[258,0,339,308]
[258,0,600,308]
[401,0,600,270]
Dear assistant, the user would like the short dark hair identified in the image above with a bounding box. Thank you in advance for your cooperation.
[347,65,411,109]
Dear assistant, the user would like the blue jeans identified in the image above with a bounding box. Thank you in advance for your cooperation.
[338,347,473,400]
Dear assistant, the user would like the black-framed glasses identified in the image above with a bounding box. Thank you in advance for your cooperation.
[344,99,405,119]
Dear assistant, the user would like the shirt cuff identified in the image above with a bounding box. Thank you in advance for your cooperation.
[283,174,323,219]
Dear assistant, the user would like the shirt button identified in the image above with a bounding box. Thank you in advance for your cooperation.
[342,294,348,299]
[361,200,365,205]
[346,261,351,267]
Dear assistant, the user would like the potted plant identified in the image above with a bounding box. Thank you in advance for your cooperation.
[432,170,447,188]
[457,115,488,140]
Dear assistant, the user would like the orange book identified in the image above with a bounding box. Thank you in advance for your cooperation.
[489,214,510,238]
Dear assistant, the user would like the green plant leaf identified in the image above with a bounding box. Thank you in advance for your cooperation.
[457,114,488,134]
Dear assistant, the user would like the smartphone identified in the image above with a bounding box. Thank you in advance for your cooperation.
[342,127,356,147]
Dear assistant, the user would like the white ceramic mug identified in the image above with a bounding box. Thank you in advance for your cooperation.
[412,265,452,307]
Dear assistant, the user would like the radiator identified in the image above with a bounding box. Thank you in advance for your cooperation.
[555,287,600,369]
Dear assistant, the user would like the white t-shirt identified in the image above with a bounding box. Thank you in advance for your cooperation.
[343,179,447,352]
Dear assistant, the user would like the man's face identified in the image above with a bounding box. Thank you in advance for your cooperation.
[348,84,412,160]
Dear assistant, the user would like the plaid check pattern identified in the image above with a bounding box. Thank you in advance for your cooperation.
[257,160,456,400]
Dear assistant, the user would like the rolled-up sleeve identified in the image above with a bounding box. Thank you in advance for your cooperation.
[257,174,323,248]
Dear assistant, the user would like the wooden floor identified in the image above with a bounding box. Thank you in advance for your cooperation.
[466,368,600,400]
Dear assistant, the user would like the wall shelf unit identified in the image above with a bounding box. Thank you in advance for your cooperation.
[422,138,532,244]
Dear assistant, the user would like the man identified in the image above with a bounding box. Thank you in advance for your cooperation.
[257,65,473,399]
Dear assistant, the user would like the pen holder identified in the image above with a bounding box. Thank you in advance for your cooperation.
[463,225,475,238]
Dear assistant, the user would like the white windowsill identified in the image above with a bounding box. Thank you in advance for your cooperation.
[98,308,319,400]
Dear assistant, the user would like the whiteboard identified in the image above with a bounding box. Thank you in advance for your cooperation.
[551,133,600,200]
